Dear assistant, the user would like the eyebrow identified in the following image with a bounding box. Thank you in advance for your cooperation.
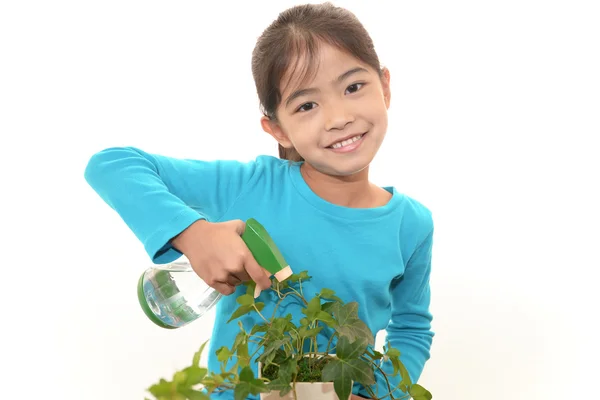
[284,66,369,108]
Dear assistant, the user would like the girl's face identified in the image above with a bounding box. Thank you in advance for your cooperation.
[262,42,391,178]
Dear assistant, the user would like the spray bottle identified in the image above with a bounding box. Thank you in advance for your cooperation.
[137,218,292,329]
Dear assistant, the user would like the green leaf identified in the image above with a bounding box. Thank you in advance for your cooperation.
[315,311,337,327]
[409,384,433,400]
[336,336,368,360]
[236,294,254,306]
[216,346,232,362]
[202,373,224,388]
[234,384,250,400]
[397,360,412,387]
[301,296,321,320]
[257,338,291,364]
[227,305,253,323]
[333,377,353,400]
[337,319,374,346]
[386,347,401,358]
[182,366,207,385]
[330,302,374,344]
[278,358,297,381]
[251,323,269,335]
[248,379,268,394]
[239,366,254,382]
[262,347,278,367]
[298,270,311,280]
[333,302,359,325]
[178,388,209,400]
[322,358,375,387]
[245,280,257,296]
[270,348,289,365]
[276,279,290,290]
[192,340,208,367]
[299,325,323,338]
[307,296,321,313]
[365,348,384,361]
[268,316,291,337]
[173,371,187,385]
[322,359,353,400]
[236,367,268,399]
[237,340,250,367]
[266,378,293,397]
[319,288,343,302]
[147,379,171,396]
[232,331,247,353]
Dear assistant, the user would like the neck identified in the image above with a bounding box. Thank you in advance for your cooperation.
[300,163,390,208]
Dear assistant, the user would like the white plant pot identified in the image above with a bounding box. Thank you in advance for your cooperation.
[259,381,350,400]
[258,355,352,400]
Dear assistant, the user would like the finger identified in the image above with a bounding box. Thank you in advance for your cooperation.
[212,281,236,296]
[244,252,272,290]
[223,219,246,235]
[230,266,251,283]
[226,274,242,287]
[253,269,272,298]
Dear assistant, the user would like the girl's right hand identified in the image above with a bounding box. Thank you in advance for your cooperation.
[171,219,272,295]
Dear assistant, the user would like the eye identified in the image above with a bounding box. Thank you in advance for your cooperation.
[345,82,365,94]
[296,102,317,113]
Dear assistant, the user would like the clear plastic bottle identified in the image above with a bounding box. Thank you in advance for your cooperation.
[137,258,222,329]
[137,218,293,329]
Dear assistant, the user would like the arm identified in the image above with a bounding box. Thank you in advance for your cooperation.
[358,228,435,399]
[84,146,257,263]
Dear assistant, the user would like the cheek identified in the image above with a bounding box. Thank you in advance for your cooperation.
[288,118,322,146]
[368,100,389,126]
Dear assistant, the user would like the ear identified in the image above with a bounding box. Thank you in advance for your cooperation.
[380,67,391,109]
[260,116,294,148]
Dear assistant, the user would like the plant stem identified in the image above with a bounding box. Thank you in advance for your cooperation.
[288,287,308,305]
[249,339,266,361]
[363,383,410,400]
[325,331,337,353]
[271,291,294,320]
[361,356,396,399]
[247,333,265,341]
[253,304,269,324]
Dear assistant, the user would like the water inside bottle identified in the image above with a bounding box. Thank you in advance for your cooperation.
[142,260,222,328]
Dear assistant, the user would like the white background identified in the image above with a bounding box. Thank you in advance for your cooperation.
[1,0,599,399]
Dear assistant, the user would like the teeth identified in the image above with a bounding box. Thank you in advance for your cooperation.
[331,134,363,149]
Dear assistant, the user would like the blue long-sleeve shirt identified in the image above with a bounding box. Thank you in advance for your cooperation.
[84,147,434,399]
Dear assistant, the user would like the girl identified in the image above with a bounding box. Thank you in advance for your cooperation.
[85,3,434,399]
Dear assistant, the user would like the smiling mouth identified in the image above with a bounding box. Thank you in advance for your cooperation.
[327,133,366,149]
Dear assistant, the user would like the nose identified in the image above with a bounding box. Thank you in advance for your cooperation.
[324,100,354,131]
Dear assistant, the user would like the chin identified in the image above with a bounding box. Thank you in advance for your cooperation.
[313,158,373,178]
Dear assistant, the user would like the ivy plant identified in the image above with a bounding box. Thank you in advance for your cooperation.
[145,271,432,400]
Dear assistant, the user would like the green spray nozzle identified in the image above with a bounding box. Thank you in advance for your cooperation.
[241,218,292,285]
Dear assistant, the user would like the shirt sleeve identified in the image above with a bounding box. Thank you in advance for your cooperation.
[357,228,435,399]
[84,146,258,263]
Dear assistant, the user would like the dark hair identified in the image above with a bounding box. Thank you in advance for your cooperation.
[251,2,382,162]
